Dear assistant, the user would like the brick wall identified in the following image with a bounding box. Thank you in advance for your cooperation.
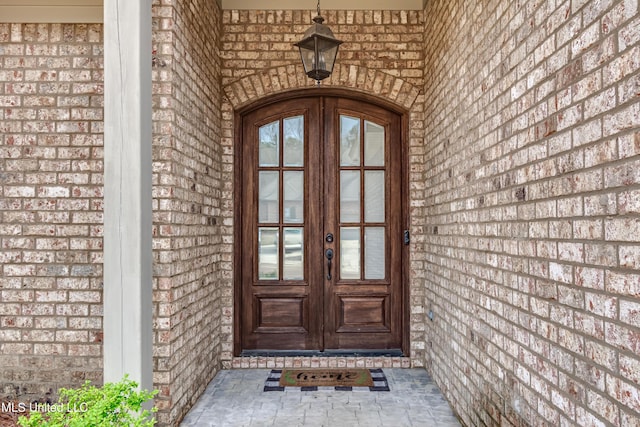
[151,0,224,425]
[222,9,423,83]
[0,4,225,424]
[422,0,640,425]
[0,23,104,400]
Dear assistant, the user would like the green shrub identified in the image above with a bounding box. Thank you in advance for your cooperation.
[18,375,158,427]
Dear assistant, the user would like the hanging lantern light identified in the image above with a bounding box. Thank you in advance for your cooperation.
[294,0,343,85]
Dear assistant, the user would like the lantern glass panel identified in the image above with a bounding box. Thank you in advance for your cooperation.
[318,45,338,72]
[299,47,315,73]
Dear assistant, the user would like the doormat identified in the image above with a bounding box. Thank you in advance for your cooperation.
[264,368,390,392]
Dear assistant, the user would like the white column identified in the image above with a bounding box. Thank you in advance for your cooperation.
[103,0,153,392]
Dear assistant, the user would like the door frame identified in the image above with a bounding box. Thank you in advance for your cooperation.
[233,88,410,357]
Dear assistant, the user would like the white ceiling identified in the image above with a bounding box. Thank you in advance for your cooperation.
[0,0,102,23]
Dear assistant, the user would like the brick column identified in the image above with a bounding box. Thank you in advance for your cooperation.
[103,0,153,391]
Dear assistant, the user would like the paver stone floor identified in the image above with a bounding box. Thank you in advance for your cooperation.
[180,368,461,427]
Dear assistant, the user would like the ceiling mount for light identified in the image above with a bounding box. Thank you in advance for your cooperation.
[294,0,343,85]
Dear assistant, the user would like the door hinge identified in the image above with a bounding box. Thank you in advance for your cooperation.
[403,230,410,246]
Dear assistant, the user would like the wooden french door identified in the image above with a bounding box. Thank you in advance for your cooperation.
[238,95,404,353]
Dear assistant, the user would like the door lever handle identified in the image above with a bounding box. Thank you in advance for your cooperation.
[325,248,334,280]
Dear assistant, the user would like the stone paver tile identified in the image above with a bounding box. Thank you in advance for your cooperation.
[179,369,461,427]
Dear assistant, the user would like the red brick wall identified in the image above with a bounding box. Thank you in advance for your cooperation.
[0,22,104,399]
[422,1,640,425]
[222,9,423,84]
[151,0,224,425]
[0,3,225,423]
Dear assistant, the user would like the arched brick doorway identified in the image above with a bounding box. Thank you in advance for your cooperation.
[233,89,409,355]
[222,68,423,365]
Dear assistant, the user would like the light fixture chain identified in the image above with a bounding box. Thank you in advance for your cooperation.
[317,0,320,16]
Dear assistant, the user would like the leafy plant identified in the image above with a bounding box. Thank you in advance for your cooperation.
[18,375,158,427]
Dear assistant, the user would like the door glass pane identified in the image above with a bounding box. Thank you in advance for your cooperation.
[259,171,279,223]
[259,121,279,166]
[340,115,360,166]
[283,227,304,280]
[340,171,360,223]
[284,171,304,223]
[340,227,361,280]
[258,227,279,280]
[364,121,384,166]
[365,227,385,279]
[364,171,385,223]
[283,116,304,166]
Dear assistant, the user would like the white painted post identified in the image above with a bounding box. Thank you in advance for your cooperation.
[103,0,153,392]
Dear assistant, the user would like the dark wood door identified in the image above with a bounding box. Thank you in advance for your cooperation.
[239,96,403,352]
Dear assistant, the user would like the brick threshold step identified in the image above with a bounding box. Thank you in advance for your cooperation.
[230,352,413,369]
[240,349,404,357]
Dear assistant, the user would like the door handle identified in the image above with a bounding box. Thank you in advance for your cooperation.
[325,248,334,280]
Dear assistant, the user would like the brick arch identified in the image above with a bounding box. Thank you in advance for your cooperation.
[223,63,421,111]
